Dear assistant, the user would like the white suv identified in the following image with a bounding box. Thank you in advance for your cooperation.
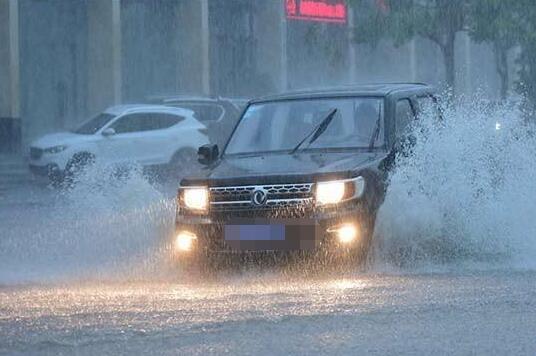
[29,105,209,181]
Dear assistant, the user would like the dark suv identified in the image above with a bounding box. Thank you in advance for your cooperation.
[174,84,440,265]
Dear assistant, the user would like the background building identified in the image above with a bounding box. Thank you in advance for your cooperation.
[0,0,504,155]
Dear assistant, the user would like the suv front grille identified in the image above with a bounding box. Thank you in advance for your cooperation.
[209,183,314,212]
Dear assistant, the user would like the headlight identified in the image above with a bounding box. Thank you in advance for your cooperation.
[315,177,365,206]
[44,145,67,154]
[316,181,346,205]
[181,186,209,211]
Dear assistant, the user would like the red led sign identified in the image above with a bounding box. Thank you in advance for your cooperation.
[286,0,347,24]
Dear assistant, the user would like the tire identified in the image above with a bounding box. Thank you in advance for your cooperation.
[348,213,377,267]
[360,213,377,257]
[47,167,64,187]
[63,152,95,184]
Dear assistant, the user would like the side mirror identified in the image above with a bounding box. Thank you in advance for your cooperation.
[102,128,116,137]
[198,144,219,165]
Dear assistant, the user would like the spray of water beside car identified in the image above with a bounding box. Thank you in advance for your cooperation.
[174,83,442,267]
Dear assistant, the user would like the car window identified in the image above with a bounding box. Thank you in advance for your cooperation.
[150,113,184,129]
[417,95,442,120]
[225,97,383,155]
[396,99,416,134]
[110,114,149,133]
[110,113,183,134]
[72,113,115,135]
[169,103,224,122]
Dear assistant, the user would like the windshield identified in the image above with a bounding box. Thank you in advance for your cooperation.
[225,97,384,155]
[72,113,116,135]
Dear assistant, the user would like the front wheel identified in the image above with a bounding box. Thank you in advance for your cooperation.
[46,166,64,187]
[63,152,95,185]
[349,213,377,267]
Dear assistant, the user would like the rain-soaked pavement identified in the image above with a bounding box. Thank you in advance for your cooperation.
[1,271,536,355]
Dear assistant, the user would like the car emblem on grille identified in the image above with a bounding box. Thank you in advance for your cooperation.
[251,189,268,206]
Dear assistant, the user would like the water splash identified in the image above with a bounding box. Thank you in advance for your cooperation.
[3,97,536,283]
[0,163,176,284]
[372,95,536,271]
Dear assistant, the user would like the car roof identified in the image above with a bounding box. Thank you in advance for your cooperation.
[250,83,435,103]
[103,104,195,117]
[146,95,249,105]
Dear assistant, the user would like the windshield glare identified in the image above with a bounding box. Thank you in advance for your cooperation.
[225,97,384,155]
[72,113,115,135]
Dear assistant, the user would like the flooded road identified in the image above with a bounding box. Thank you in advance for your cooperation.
[1,174,536,355]
[2,271,536,355]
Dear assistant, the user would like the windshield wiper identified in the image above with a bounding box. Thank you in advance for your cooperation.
[368,102,382,151]
[290,108,338,154]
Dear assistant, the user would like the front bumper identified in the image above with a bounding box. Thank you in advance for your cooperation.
[29,163,62,178]
[28,146,70,175]
[175,205,371,255]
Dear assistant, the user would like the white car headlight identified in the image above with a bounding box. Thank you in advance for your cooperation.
[44,145,67,154]
[181,186,209,211]
[315,177,365,206]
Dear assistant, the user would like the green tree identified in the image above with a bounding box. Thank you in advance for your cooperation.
[351,0,469,89]
[468,0,523,99]
[514,0,536,113]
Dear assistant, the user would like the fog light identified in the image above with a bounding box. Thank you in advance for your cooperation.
[175,231,197,252]
[333,224,358,244]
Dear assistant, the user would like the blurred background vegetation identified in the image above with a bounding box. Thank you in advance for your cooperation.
[350,0,536,111]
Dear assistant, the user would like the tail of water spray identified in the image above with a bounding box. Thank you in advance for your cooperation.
[371,95,536,271]
[0,163,177,284]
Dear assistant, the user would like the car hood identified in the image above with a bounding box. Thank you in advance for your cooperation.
[31,132,93,148]
[186,150,389,185]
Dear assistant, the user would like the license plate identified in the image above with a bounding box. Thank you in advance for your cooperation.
[223,221,320,251]
[224,224,285,241]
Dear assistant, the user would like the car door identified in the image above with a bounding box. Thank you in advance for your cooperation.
[395,98,417,135]
[134,113,185,165]
[395,98,417,154]
[98,113,151,165]
[416,94,443,121]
